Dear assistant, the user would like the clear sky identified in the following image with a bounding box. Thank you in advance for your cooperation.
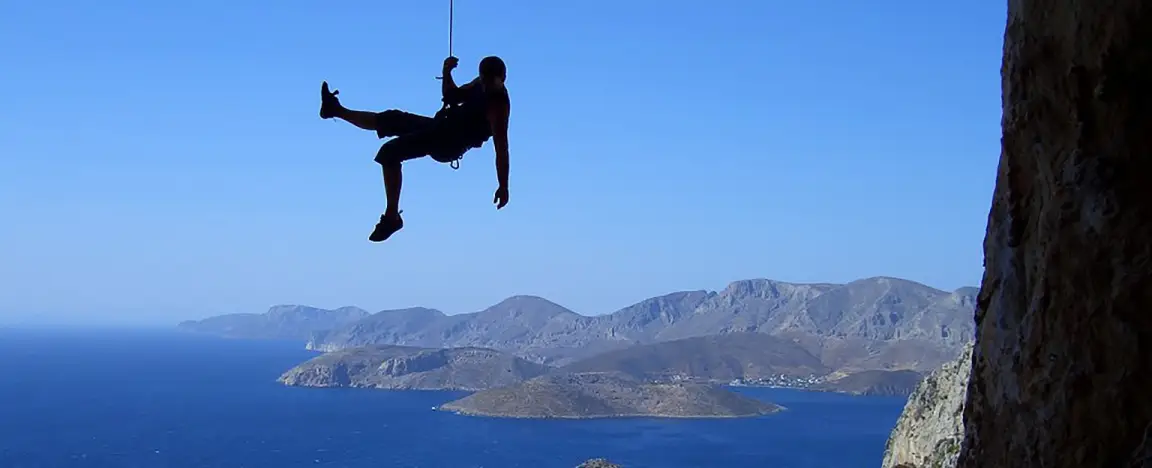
[0,0,1007,325]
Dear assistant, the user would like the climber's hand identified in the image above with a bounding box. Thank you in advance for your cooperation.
[442,56,459,74]
[493,185,509,210]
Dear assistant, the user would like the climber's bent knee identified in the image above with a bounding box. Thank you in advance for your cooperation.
[374,138,429,167]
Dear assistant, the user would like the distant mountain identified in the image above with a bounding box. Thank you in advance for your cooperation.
[278,345,551,391]
[559,332,829,380]
[649,280,839,340]
[177,305,370,341]
[180,276,978,373]
[791,277,945,339]
[893,287,979,348]
[778,333,963,375]
[437,372,782,419]
[304,276,977,371]
[307,307,449,350]
[305,296,612,362]
[811,370,924,396]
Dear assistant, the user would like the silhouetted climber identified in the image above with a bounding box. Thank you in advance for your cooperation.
[319,55,511,242]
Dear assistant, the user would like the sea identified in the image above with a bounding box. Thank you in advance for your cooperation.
[0,328,908,468]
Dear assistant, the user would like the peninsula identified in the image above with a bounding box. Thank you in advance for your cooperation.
[278,345,551,391]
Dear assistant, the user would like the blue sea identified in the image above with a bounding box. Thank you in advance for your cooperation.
[0,328,907,468]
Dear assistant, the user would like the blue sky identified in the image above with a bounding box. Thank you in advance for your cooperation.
[0,0,1006,325]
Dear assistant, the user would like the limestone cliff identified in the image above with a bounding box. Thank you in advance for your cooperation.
[881,343,972,468]
[958,1,1152,467]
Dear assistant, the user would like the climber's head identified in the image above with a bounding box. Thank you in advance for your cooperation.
[479,56,507,85]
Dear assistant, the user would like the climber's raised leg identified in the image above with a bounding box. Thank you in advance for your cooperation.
[319,81,434,138]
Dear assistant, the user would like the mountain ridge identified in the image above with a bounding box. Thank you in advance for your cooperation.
[177,305,370,341]
[180,275,978,373]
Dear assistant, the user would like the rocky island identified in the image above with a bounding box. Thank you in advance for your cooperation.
[577,459,621,468]
[437,371,781,419]
[278,345,551,391]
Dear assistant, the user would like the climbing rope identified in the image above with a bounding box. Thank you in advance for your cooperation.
[436,0,454,80]
[443,0,463,171]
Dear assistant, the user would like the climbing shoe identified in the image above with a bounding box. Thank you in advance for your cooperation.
[368,211,404,243]
[320,81,342,119]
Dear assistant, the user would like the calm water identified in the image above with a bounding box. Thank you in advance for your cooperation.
[0,328,907,468]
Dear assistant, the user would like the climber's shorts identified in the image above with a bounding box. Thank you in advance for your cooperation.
[372,110,467,166]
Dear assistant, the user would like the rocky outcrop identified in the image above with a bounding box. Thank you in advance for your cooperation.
[438,371,782,419]
[958,1,1152,467]
[881,344,972,468]
[577,459,621,468]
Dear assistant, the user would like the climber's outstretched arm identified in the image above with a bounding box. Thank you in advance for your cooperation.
[488,89,511,209]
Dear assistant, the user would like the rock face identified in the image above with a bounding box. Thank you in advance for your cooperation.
[958,1,1152,467]
[278,345,551,391]
[881,343,972,468]
[297,276,976,372]
[812,369,924,397]
[438,372,781,419]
